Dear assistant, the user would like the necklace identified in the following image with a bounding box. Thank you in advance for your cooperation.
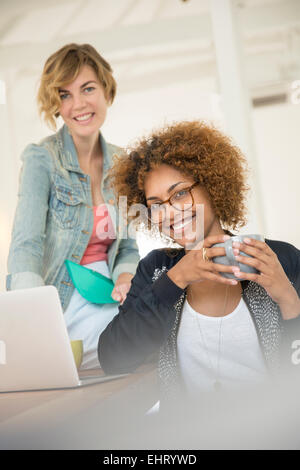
[188,285,229,392]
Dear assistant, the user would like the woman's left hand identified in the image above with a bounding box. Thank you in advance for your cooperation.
[111,272,134,305]
[232,238,300,320]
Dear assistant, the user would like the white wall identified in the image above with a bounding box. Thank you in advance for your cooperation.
[104,82,300,249]
[1,74,299,291]
[252,102,300,247]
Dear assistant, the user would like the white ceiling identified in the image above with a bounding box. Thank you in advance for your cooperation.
[0,0,300,101]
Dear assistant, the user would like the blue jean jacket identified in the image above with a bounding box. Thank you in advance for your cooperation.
[6,124,140,311]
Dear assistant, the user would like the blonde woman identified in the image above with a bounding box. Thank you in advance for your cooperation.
[7,44,140,369]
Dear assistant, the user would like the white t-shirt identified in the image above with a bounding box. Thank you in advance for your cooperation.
[177,297,267,394]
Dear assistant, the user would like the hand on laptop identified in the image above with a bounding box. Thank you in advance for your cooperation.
[111,273,134,305]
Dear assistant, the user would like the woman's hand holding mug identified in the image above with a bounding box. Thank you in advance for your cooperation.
[167,234,240,289]
[231,237,300,320]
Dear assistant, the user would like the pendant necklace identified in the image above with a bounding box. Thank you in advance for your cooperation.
[190,284,229,392]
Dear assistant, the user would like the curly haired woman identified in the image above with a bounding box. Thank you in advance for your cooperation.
[98,121,300,401]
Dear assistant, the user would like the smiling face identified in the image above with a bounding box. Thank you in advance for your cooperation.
[144,164,223,248]
[58,65,108,141]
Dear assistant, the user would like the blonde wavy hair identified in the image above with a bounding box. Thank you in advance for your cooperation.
[37,43,117,130]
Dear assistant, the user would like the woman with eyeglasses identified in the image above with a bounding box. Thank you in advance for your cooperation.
[97,121,300,404]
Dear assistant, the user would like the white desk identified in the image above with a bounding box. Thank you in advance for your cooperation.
[0,365,158,449]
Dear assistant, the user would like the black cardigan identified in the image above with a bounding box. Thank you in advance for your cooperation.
[98,239,300,379]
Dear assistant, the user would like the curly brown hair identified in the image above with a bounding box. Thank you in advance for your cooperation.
[110,121,249,231]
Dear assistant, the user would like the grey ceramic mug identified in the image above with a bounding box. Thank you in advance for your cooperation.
[212,234,265,280]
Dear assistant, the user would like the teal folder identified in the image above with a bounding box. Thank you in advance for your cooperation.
[65,260,118,304]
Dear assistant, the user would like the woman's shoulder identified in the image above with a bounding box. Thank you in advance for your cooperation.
[20,140,53,169]
[138,247,185,276]
[266,238,300,281]
[105,141,124,159]
[266,238,299,257]
[107,142,123,152]
[20,128,64,173]
[21,130,58,160]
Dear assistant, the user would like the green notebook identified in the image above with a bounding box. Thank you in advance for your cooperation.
[65,260,118,304]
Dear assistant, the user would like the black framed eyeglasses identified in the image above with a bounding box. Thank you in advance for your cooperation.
[147,182,198,224]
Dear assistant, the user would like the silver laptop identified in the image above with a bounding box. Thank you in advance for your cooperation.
[0,286,127,392]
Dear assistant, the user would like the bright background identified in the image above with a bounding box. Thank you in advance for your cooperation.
[1,0,300,291]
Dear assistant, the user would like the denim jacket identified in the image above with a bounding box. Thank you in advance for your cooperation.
[6,124,140,311]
